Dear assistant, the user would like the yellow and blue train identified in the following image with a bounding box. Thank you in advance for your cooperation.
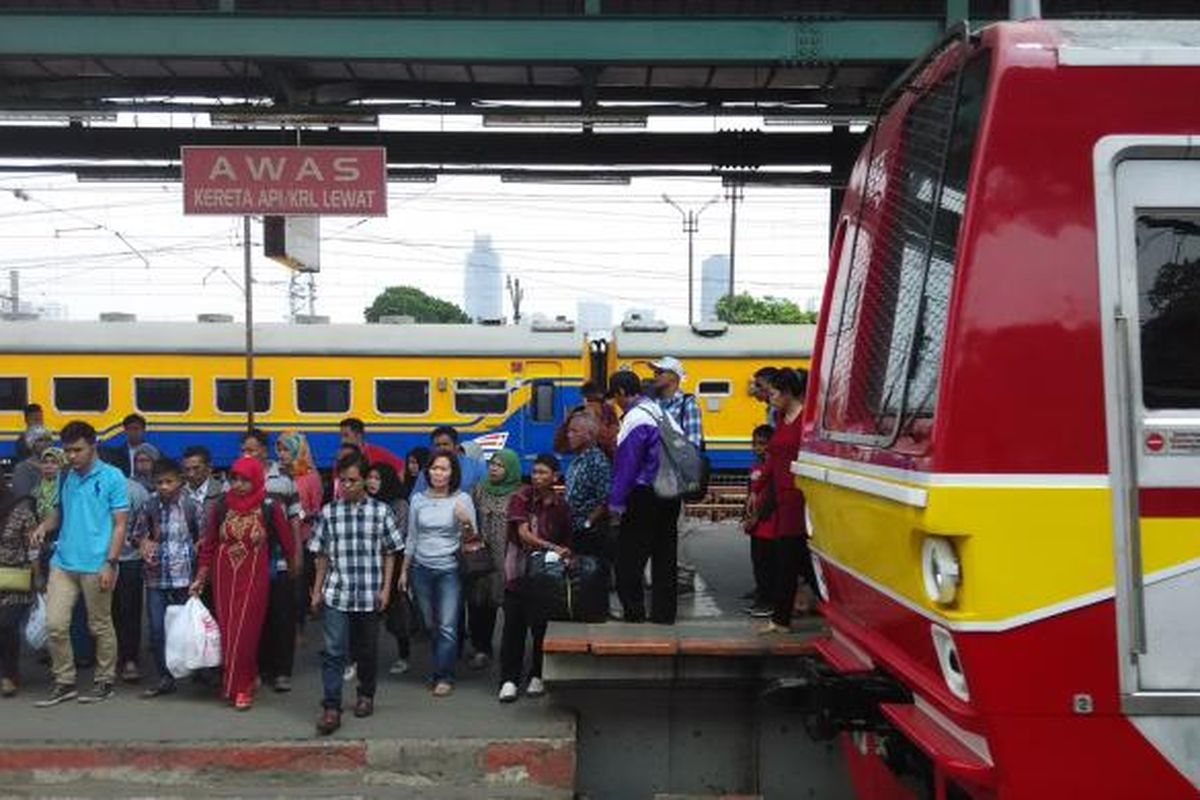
[0,317,813,470]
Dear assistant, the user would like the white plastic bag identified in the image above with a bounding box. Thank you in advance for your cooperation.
[24,594,47,650]
[165,597,221,679]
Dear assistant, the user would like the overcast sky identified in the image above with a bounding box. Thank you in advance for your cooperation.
[0,113,832,326]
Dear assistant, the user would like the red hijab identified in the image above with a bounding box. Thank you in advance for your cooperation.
[225,456,267,515]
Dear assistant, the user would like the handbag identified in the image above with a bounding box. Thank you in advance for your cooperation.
[459,540,494,578]
[0,565,32,593]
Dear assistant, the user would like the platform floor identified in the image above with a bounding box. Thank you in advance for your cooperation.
[0,520,806,743]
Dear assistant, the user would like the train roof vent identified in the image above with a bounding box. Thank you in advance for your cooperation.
[99,312,136,322]
[377,315,415,325]
[293,314,330,325]
[1,311,39,321]
[621,311,668,332]
[197,313,235,323]
[691,320,729,337]
[531,315,575,333]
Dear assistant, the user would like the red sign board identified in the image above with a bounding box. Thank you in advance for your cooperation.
[181,146,387,216]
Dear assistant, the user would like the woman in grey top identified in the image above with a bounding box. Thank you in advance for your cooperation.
[400,452,475,697]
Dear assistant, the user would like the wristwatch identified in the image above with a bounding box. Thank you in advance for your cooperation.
[105,558,118,569]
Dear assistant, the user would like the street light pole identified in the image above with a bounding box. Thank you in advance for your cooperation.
[662,193,718,326]
[724,182,743,304]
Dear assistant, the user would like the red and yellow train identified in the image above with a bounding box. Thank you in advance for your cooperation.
[796,19,1200,800]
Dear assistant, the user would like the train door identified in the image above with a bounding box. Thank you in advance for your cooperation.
[1107,156,1200,702]
[520,360,563,464]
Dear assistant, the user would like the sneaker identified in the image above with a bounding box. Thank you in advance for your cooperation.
[745,603,773,618]
[35,683,77,708]
[141,679,177,699]
[526,677,545,697]
[273,675,292,693]
[388,658,410,676]
[1,678,16,698]
[498,681,518,703]
[316,707,341,735]
[432,681,454,698]
[77,682,115,704]
[468,652,490,670]
[353,696,374,718]
[343,663,357,682]
[120,661,141,683]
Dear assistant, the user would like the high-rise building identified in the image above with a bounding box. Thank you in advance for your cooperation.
[700,254,730,322]
[464,234,503,323]
[576,300,612,333]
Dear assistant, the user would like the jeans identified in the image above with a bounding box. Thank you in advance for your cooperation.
[499,589,547,686]
[320,605,380,710]
[410,563,461,683]
[466,594,498,657]
[46,567,117,686]
[751,536,773,606]
[112,560,143,667]
[616,486,681,624]
[146,587,190,684]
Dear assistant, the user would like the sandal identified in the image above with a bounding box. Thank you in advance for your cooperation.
[432,681,454,698]
[234,692,254,711]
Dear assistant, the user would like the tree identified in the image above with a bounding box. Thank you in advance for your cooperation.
[364,286,471,323]
[715,292,817,324]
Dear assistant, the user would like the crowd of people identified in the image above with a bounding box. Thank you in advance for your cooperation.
[0,357,814,735]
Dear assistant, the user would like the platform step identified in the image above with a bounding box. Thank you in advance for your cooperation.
[0,737,575,799]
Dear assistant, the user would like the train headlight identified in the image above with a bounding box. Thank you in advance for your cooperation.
[921,536,960,606]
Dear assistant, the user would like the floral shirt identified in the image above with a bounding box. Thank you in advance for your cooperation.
[0,498,37,607]
[565,445,611,535]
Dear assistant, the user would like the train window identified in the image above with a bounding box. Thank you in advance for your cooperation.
[215,378,271,414]
[822,52,989,444]
[0,377,27,411]
[1136,212,1200,409]
[54,377,109,413]
[454,379,508,415]
[697,380,732,396]
[296,379,351,414]
[375,379,430,415]
[530,382,555,422]
[134,378,190,413]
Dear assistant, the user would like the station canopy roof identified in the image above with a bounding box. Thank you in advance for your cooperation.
[0,1,1195,177]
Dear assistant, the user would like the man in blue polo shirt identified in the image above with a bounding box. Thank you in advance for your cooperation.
[30,420,129,707]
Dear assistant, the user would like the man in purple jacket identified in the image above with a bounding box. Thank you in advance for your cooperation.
[606,370,684,625]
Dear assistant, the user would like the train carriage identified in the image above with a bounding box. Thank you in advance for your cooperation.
[796,19,1200,800]
[0,319,589,468]
[0,318,814,472]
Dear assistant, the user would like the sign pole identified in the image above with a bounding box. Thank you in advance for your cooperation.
[243,214,255,429]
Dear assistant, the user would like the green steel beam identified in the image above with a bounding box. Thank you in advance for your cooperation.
[0,13,941,64]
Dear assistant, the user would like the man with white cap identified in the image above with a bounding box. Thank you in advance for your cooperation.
[650,357,703,450]
[650,356,704,595]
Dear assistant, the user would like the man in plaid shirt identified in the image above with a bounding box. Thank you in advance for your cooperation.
[651,356,705,594]
[309,452,404,735]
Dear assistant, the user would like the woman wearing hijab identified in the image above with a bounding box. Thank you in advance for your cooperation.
[35,447,67,523]
[190,457,295,710]
[466,449,522,669]
[276,431,323,641]
[131,443,161,492]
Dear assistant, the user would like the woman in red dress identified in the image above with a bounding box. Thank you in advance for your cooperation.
[758,368,813,634]
[190,457,294,710]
